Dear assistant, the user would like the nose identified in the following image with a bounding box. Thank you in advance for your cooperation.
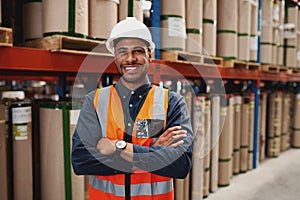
[125,50,137,62]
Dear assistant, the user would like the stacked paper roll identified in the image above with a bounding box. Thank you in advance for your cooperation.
[0,0,2,26]
[210,95,220,192]
[23,1,43,41]
[232,94,242,175]
[119,0,143,22]
[39,102,84,200]
[281,92,292,151]
[202,98,211,198]
[292,93,300,148]
[277,0,285,66]
[218,95,233,187]
[43,0,88,37]
[285,5,298,68]
[297,9,300,68]
[259,92,267,161]
[238,0,251,61]
[191,96,205,200]
[260,0,274,65]
[203,0,217,56]
[186,0,203,53]
[217,0,238,60]
[89,0,119,39]
[267,92,283,157]
[250,1,259,62]
[272,0,280,65]
[0,104,8,200]
[161,0,186,51]
[247,93,255,170]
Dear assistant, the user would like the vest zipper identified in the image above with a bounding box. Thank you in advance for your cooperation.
[125,173,131,200]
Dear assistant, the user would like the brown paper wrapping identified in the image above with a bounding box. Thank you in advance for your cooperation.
[286,47,297,68]
[261,0,273,24]
[0,0,2,25]
[217,0,238,59]
[203,99,211,197]
[203,0,217,56]
[12,105,33,200]
[240,95,249,173]
[43,0,88,36]
[238,36,251,61]
[119,0,143,22]
[248,94,255,170]
[218,96,233,186]
[233,95,241,174]
[175,179,185,200]
[89,0,118,39]
[287,6,298,31]
[40,106,84,200]
[260,43,273,64]
[161,0,186,51]
[281,93,292,151]
[191,96,205,200]
[0,104,8,200]
[292,94,300,147]
[23,2,43,40]
[250,2,259,62]
[210,95,220,192]
[186,0,203,53]
[259,92,267,161]
[267,92,283,157]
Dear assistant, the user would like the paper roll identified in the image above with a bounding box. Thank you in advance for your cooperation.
[203,0,217,56]
[281,93,292,151]
[119,0,143,22]
[0,104,8,200]
[43,0,88,36]
[233,95,241,174]
[217,32,238,59]
[23,1,43,40]
[39,103,84,200]
[203,98,211,197]
[89,0,118,39]
[260,43,273,65]
[292,94,300,147]
[259,92,267,161]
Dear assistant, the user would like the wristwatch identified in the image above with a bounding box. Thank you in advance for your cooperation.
[115,140,127,155]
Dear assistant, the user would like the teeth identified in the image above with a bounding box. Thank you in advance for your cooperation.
[125,67,137,70]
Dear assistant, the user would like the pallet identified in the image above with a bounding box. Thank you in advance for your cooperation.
[23,35,110,55]
[0,27,13,47]
[223,59,247,69]
[290,68,300,75]
[246,62,261,70]
[261,65,280,73]
[160,50,224,67]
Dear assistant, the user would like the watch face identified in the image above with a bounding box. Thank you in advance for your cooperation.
[116,140,126,149]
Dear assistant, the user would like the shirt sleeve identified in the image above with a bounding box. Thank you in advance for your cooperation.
[132,91,194,179]
[71,91,133,175]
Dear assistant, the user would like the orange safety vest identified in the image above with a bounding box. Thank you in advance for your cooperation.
[90,85,174,200]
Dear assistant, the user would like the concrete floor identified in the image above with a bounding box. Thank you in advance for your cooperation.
[206,148,300,200]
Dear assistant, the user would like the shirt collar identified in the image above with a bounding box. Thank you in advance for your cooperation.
[114,78,152,99]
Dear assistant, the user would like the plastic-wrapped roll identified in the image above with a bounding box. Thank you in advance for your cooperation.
[39,102,84,200]
[203,97,211,198]
[281,93,292,151]
[2,91,33,200]
[250,3,259,62]
[23,0,43,41]
[218,95,233,187]
[292,93,300,148]
[191,96,205,200]
[217,0,238,60]
[186,0,203,53]
[161,0,186,51]
[285,6,298,68]
[240,94,249,173]
[43,0,88,37]
[89,0,119,40]
[259,92,267,161]
[0,104,8,200]
[232,94,241,175]
[119,0,143,22]
[203,0,217,56]
[238,0,251,61]
[267,92,282,157]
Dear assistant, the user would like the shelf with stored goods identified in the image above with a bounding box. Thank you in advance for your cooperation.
[0,46,300,83]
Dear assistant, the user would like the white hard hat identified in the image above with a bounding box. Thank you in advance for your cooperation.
[106,17,155,54]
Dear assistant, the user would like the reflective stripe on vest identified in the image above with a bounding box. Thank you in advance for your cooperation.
[91,85,174,199]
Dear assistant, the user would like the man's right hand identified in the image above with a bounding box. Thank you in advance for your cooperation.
[153,126,187,148]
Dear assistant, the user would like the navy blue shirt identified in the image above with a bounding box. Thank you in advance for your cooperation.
[72,79,194,178]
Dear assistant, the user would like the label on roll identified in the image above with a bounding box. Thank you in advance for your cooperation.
[168,17,187,39]
[12,106,32,140]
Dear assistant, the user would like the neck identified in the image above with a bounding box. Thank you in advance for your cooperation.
[120,77,148,90]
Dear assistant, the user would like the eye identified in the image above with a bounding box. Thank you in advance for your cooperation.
[133,48,146,55]
[116,48,128,56]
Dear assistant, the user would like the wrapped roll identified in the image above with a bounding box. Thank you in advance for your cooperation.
[248,94,255,170]
[203,97,211,198]
[259,92,267,161]
[281,93,292,151]
[292,93,300,148]
[250,3,259,62]
[232,94,241,174]
[43,0,88,37]
[203,0,217,56]
[119,0,143,22]
[0,104,8,200]
[23,0,43,41]
[89,0,119,39]
[39,102,84,200]
[161,0,186,51]
[186,0,203,53]
[240,94,250,173]
[238,0,251,61]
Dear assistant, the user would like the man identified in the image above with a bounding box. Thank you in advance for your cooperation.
[72,17,194,200]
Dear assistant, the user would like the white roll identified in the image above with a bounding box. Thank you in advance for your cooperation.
[23,1,43,40]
